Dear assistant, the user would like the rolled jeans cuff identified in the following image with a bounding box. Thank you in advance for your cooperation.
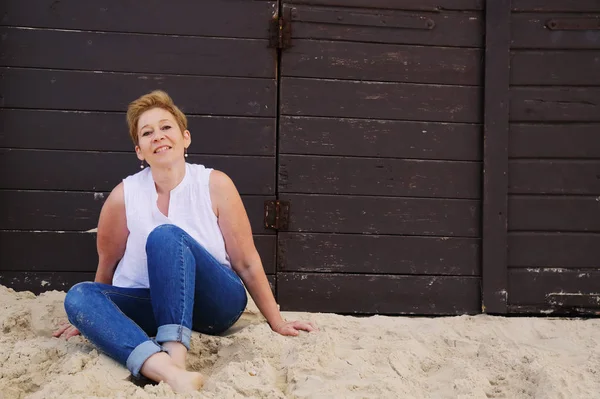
[126,339,163,378]
[156,324,192,350]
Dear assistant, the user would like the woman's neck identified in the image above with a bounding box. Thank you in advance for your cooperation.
[150,160,187,195]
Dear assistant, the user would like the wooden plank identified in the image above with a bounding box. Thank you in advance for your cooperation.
[0,110,275,155]
[0,68,276,116]
[277,273,481,314]
[509,124,600,158]
[279,155,480,199]
[511,51,600,85]
[282,40,482,85]
[0,271,277,296]
[280,194,480,237]
[482,0,510,314]
[0,232,276,274]
[0,191,275,234]
[508,269,600,305]
[280,116,481,160]
[289,5,483,47]
[0,149,275,195]
[511,14,600,49]
[281,78,482,123]
[508,232,600,268]
[509,160,600,195]
[0,272,275,295]
[0,232,97,272]
[509,196,600,232]
[0,27,274,78]
[278,233,479,275]
[285,0,483,11]
[0,271,95,294]
[510,87,600,122]
[0,0,275,39]
[512,1,600,12]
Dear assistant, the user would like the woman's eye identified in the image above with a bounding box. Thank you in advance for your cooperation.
[142,131,151,136]
[162,125,171,130]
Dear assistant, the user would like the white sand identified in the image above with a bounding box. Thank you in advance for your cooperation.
[0,284,599,399]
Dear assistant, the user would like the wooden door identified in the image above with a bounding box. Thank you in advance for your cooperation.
[275,0,485,315]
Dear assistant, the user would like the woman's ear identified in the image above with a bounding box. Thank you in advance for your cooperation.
[135,145,144,161]
[184,130,192,145]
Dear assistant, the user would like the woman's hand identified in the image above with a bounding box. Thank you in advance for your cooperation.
[53,322,81,340]
[271,320,317,336]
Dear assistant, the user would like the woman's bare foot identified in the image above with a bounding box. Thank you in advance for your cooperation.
[140,352,204,393]
[162,341,187,369]
[168,370,205,393]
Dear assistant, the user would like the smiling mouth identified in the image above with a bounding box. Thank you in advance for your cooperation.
[154,146,172,154]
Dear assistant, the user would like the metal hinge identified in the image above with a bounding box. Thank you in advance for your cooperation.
[269,7,292,50]
[264,200,290,230]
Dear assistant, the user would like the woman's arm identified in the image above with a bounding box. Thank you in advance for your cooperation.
[95,182,129,284]
[209,170,315,336]
[54,183,129,339]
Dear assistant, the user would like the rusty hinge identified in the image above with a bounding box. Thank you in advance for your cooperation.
[546,18,600,31]
[264,200,290,230]
[269,7,292,50]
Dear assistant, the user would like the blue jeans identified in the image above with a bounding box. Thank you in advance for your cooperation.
[64,224,247,377]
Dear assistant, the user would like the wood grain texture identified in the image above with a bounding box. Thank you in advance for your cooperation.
[280,116,481,160]
[508,233,600,268]
[289,5,483,47]
[511,51,600,85]
[278,233,480,275]
[0,68,276,117]
[0,110,275,155]
[511,13,600,49]
[0,149,275,195]
[279,155,481,198]
[0,232,276,274]
[285,0,483,11]
[279,194,480,237]
[0,0,276,38]
[0,27,274,78]
[512,0,600,12]
[0,271,96,294]
[509,160,600,195]
[482,0,510,314]
[509,196,600,232]
[509,124,600,158]
[277,273,481,314]
[282,40,482,85]
[0,271,276,295]
[508,269,600,305]
[281,78,482,123]
[0,191,275,234]
[510,87,600,122]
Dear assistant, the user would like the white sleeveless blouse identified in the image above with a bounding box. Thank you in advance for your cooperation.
[112,163,231,288]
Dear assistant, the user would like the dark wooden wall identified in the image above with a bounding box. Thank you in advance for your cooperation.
[506,1,600,314]
[1,0,598,316]
[0,0,278,292]
[276,0,484,315]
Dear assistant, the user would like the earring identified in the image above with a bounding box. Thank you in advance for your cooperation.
[184,148,188,158]
[140,160,144,169]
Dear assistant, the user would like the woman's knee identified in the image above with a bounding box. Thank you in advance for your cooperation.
[64,282,97,321]
[146,224,185,253]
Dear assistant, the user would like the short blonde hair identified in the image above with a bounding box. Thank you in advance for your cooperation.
[126,90,188,146]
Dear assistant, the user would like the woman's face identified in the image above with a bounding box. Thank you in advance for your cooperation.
[135,107,191,168]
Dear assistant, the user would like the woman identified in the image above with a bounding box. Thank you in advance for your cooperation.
[53,90,315,393]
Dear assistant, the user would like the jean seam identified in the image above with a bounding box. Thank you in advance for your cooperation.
[103,291,152,301]
[179,231,187,337]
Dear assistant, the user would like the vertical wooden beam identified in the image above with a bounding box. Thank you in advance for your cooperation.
[482,0,511,313]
